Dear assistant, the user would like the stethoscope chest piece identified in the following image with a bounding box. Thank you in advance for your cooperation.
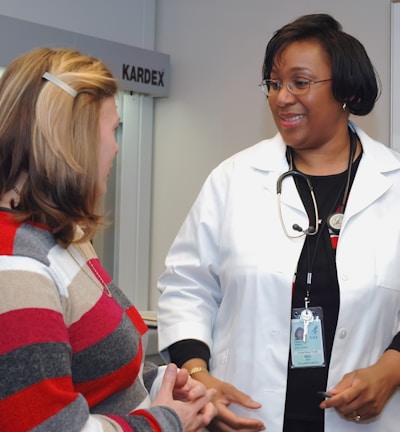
[326,211,344,234]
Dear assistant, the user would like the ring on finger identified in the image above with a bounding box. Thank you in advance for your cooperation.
[353,411,361,422]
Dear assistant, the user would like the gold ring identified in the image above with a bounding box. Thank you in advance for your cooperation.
[353,411,361,422]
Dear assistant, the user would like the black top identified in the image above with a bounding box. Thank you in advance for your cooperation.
[284,162,354,426]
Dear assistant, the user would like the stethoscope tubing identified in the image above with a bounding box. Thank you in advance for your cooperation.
[277,128,356,238]
[277,170,319,238]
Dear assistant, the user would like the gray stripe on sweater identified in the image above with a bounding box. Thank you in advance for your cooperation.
[0,342,71,399]
[30,394,90,432]
[13,224,54,266]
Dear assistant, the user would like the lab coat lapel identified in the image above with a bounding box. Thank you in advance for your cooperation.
[251,134,306,213]
[343,127,400,223]
[344,153,391,222]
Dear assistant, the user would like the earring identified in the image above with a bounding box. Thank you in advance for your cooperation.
[342,102,347,111]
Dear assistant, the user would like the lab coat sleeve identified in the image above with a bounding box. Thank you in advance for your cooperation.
[157,160,233,360]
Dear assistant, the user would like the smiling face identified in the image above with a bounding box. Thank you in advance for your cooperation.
[97,96,120,196]
[268,39,349,153]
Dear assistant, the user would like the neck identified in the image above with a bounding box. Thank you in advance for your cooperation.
[290,131,361,176]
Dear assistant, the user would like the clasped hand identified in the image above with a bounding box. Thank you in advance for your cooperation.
[151,363,217,431]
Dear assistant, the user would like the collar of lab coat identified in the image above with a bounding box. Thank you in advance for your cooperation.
[248,122,400,218]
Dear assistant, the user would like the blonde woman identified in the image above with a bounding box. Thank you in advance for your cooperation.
[0,47,216,432]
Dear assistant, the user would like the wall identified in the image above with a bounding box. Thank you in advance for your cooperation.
[0,0,155,49]
[150,0,392,308]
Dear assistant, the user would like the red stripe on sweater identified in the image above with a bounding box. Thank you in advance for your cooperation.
[0,211,20,254]
[0,308,67,354]
[126,305,148,336]
[69,292,123,353]
[131,409,162,432]
[74,342,143,407]
[0,376,78,432]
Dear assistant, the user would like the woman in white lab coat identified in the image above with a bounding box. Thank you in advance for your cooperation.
[157,13,400,432]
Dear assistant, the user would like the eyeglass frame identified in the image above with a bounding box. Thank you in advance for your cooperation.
[259,78,333,96]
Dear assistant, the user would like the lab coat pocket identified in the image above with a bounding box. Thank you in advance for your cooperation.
[375,236,400,292]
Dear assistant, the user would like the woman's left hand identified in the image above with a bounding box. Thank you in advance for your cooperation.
[320,350,400,422]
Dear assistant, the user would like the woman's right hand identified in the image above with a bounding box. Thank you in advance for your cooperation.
[188,369,266,431]
[151,363,217,432]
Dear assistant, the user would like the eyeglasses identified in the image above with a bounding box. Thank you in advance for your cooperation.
[259,78,332,96]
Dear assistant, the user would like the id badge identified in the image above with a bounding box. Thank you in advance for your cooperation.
[290,306,326,368]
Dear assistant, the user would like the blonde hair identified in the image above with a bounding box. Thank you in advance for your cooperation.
[0,47,118,246]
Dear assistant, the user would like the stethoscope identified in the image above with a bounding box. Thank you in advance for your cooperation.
[277,129,356,238]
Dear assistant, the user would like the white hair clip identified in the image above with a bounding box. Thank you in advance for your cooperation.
[42,72,77,98]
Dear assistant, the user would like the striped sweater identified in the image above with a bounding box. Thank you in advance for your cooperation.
[0,209,181,432]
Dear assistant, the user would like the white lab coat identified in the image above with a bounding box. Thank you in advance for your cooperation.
[157,123,400,432]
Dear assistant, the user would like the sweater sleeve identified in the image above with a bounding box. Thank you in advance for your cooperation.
[0,255,182,432]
